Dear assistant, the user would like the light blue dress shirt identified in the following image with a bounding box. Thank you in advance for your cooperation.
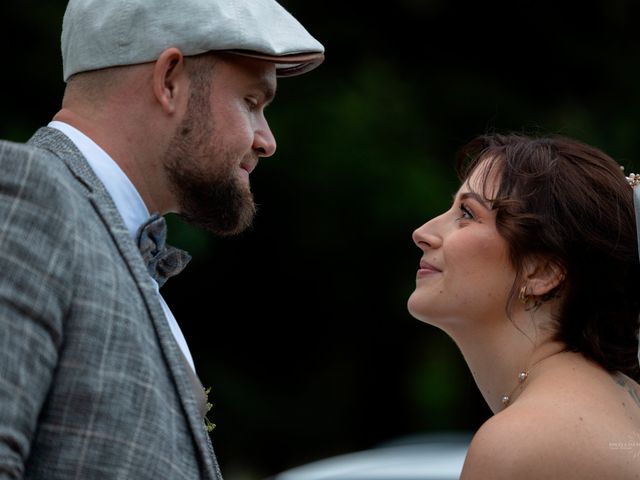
[48,120,196,372]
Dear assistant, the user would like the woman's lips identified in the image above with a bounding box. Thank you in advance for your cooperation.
[417,260,441,278]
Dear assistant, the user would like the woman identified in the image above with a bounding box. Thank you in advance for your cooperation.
[407,133,640,478]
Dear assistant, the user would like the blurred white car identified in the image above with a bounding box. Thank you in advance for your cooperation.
[269,431,472,480]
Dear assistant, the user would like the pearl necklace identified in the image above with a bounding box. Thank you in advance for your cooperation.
[500,370,529,408]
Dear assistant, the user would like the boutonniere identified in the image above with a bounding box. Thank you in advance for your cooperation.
[204,386,216,432]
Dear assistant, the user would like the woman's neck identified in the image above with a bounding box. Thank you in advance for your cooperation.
[448,318,567,414]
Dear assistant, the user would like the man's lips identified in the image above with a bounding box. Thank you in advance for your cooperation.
[241,159,258,174]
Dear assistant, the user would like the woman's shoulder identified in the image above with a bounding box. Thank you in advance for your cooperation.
[460,392,640,479]
[460,406,575,479]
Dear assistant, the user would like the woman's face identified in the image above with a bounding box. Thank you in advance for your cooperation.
[407,160,517,331]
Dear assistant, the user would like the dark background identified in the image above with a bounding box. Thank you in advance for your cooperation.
[4,1,640,479]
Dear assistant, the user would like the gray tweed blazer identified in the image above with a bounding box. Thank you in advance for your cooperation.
[0,127,222,479]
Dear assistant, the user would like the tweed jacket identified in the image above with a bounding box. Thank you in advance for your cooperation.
[0,127,222,479]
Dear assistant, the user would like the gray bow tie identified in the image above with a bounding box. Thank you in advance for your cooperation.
[136,213,191,288]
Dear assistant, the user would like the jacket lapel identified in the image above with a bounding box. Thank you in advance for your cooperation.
[28,127,221,479]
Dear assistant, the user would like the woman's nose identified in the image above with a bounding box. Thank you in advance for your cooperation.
[412,214,444,250]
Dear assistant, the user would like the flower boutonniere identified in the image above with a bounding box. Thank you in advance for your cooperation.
[204,386,216,432]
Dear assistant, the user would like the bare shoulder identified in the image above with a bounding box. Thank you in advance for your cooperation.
[460,402,640,480]
[460,409,556,479]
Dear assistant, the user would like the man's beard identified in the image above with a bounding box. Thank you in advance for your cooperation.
[163,97,257,236]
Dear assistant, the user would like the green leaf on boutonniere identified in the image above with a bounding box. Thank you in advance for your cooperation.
[204,386,216,432]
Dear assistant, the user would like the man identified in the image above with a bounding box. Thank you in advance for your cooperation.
[0,0,323,478]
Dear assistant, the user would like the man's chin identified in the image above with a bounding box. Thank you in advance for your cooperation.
[181,202,256,237]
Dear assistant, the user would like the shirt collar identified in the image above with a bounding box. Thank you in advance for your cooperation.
[48,120,150,241]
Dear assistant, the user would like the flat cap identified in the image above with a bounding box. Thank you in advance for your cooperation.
[61,0,325,81]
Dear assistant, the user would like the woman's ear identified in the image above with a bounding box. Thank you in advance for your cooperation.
[152,47,187,115]
[522,256,566,298]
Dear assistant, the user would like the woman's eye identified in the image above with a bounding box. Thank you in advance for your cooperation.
[246,97,259,110]
[458,203,474,221]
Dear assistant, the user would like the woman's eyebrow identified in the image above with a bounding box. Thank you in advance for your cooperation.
[459,191,491,208]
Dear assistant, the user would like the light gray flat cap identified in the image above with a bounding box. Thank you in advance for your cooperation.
[61,0,325,81]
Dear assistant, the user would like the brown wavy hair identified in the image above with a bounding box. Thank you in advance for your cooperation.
[456,133,640,381]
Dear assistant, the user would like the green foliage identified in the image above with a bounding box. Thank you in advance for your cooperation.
[204,386,216,433]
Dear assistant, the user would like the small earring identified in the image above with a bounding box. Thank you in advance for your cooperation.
[518,285,529,304]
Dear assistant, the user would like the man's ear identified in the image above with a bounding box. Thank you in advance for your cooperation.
[152,47,186,115]
[522,256,566,297]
